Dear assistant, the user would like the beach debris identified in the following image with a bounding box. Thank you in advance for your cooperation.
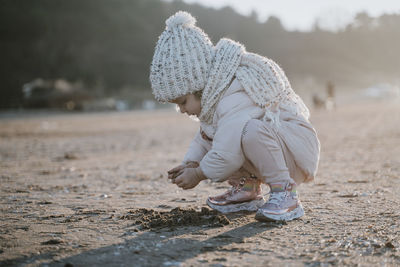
[385,241,395,249]
[64,152,78,160]
[338,193,359,198]
[347,180,368,183]
[41,239,63,245]
[37,200,52,205]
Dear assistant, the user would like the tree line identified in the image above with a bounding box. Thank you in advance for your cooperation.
[0,0,399,108]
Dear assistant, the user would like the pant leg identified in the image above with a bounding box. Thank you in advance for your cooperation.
[241,119,304,184]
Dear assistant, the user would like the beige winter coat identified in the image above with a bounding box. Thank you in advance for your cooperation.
[183,78,320,183]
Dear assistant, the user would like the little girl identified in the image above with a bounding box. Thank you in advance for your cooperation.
[150,11,320,222]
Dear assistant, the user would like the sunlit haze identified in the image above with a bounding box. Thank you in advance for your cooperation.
[179,0,400,31]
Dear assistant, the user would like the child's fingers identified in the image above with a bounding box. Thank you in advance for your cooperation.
[174,176,183,185]
[168,169,184,180]
[169,171,178,179]
[171,165,184,172]
[168,165,184,174]
[186,161,199,168]
[181,183,191,190]
[175,177,188,189]
[168,165,184,180]
[176,179,191,189]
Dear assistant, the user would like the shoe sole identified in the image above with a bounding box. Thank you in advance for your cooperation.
[255,204,305,222]
[207,198,265,214]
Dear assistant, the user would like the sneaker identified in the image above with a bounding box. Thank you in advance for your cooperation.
[207,177,265,213]
[255,182,304,222]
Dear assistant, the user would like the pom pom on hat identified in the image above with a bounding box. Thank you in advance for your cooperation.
[166,11,196,28]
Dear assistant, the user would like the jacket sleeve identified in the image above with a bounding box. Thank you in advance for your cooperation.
[182,130,211,164]
[199,92,258,182]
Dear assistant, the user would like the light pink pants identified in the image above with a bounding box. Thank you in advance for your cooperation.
[240,119,305,185]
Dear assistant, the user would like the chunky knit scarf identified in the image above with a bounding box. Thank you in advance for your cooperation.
[198,38,310,136]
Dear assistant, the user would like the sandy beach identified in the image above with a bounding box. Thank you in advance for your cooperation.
[1,98,399,266]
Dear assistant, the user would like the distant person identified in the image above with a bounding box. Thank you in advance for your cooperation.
[325,81,336,110]
[312,93,326,109]
[327,81,335,99]
[149,11,320,222]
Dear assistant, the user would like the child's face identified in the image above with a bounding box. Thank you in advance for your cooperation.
[171,94,201,116]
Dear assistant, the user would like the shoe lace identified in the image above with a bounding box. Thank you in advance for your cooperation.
[266,191,287,206]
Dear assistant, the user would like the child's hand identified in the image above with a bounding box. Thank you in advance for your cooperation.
[167,161,199,180]
[168,165,185,180]
[173,167,206,190]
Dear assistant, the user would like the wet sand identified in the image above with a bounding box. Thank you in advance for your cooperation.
[0,99,399,266]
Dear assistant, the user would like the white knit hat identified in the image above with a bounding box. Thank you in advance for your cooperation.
[150,11,213,102]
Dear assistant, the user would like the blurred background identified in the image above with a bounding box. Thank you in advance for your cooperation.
[1,0,399,112]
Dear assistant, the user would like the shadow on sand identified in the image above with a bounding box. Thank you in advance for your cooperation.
[0,214,283,267]
[48,220,279,266]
